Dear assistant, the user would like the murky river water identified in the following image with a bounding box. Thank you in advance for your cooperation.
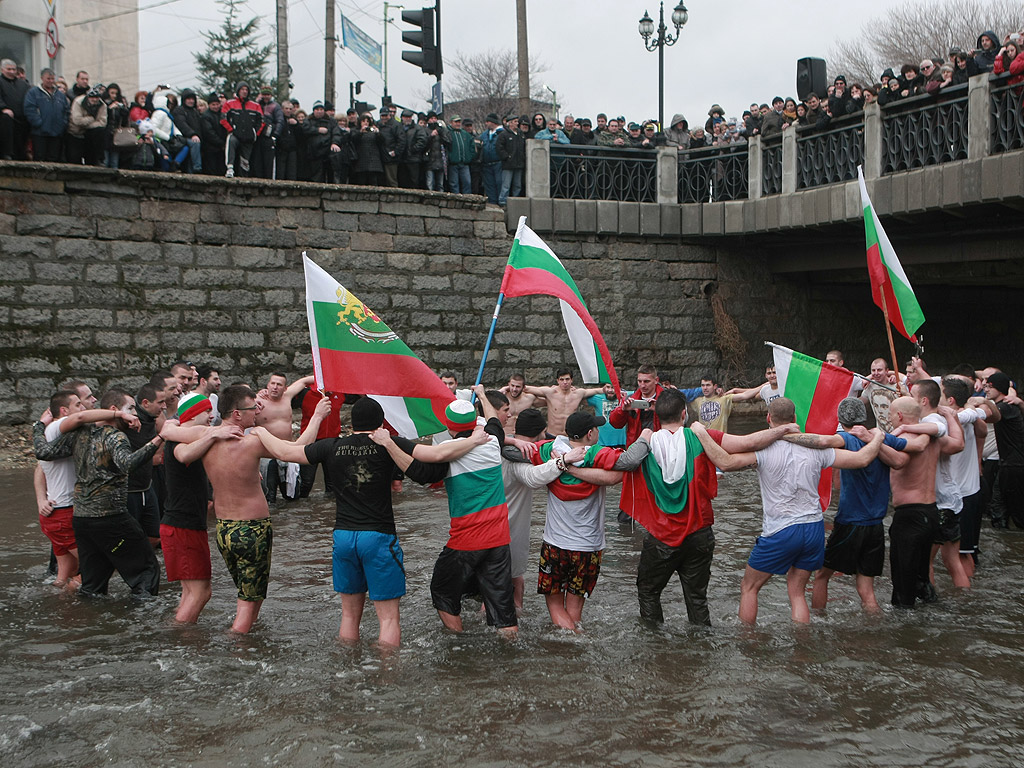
[3,451,1024,766]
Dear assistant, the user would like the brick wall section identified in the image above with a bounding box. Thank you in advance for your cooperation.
[0,163,749,424]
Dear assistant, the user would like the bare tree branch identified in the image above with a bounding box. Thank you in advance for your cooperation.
[443,49,551,125]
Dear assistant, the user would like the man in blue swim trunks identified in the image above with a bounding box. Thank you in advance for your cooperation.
[691,397,884,624]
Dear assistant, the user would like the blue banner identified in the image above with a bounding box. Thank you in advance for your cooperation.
[340,15,383,74]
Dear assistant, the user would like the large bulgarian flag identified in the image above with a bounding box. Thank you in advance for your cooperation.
[770,342,855,510]
[858,167,925,342]
[501,217,622,397]
[303,254,453,438]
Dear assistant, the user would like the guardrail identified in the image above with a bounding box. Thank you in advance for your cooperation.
[796,117,864,189]
[882,86,969,173]
[549,144,658,203]
[991,75,1024,154]
[677,143,748,203]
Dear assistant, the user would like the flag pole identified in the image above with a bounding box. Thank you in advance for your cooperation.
[471,294,505,404]
[877,288,904,395]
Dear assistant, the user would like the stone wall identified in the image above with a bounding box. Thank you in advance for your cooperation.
[0,163,740,424]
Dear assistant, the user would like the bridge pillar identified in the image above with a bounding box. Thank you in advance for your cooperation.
[968,73,992,160]
[656,146,677,205]
[748,136,762,200]
[525,138,550,198]
[781,127,797,194]
[863,102,882,180]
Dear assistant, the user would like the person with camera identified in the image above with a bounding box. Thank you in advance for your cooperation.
[351,112,384,186]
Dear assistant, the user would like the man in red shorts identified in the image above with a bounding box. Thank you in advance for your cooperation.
[160,393,243,623]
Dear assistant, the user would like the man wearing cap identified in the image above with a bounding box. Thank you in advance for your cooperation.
[691,398,884,624]
[253,86,284,179]
[571,117,596,146]
[982,372,1024,529]
[397,108,427,189]
[66,84,108,166]
[377,105,401,187]
[446,114,475,194]
[497,116,528,205]
[200,92,228,176]
[479,113,504,204]
[220,81,264,178]
[760,97,786,139]
[766,398,909,613]
[423,111,449,191]
[161,393,242,623]
[303,100,343,183]
[596,118,626,147]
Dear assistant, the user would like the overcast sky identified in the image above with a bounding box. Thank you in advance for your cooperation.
[141,0,939,124]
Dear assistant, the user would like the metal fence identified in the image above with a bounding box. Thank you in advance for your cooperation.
[762,138,782,196]
[990,75,1024,154]
[677,143,749,203]
[882,87,969,173]
[797,119,864,189]
[549,145,658,202]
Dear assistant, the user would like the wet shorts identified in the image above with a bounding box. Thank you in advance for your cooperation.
[216,517,273,601]
[430,545,517,629]
[537,541,603,597]
[40,506,76,556]
[958,491,983,556]
[332,529,406,600]
[748,520,825,575]
[822,522,885,577]
[934,507,961,544]
[161,524,212,582]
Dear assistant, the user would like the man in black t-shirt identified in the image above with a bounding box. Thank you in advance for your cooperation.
[983,372,1024,528]
[250,397,485,647]
[161,393,243,623]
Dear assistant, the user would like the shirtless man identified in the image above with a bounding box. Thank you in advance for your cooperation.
[886,396,946,608]
[500,374,542,436]
[727,362,781,406]
[256,372,316,502]
[525,368,603,437]
[169,384,330,632]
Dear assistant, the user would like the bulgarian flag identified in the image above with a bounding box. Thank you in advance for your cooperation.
[770,342,855,510]
[858,167,925,342]
[303,254,453,438]
[500,217,622,397]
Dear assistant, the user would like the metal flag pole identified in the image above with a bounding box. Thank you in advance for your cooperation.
[470,293,506,404]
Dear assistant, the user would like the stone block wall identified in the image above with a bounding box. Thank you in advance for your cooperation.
[0,163,742,423]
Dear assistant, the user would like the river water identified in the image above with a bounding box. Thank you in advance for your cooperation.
[2,455,1024,767]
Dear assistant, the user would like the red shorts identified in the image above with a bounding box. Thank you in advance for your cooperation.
[160,524,212,582]
[40,506,76,556]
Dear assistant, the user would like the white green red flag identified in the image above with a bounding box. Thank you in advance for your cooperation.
[770,342,856,510]
[500,217,622,397]
[857,167,925,342]
[303,254,452,438]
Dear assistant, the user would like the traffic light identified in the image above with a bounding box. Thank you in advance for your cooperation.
[401,7,442,77]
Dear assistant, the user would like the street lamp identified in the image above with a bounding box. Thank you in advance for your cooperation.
[544,84,558,120]
[638,2,688,131]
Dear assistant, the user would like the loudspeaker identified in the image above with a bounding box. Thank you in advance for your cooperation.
[796,57,828,100]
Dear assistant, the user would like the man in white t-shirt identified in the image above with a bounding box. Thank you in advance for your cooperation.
[691,397,883,624]
[36,390,84,587]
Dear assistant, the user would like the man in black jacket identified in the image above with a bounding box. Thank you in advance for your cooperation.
[0,58,31,160]
[378,106,401,187]
[253,87,284,179]
[172,89,203,173]
[275,99,300,180]
[397,108,427,189]
[199,92,227,176]
[497,115,527,205]
[303,100,341,183]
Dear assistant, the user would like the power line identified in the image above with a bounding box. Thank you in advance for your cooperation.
[67,0,187,27]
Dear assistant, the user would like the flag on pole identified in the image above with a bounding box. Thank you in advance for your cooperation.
[857,167,925,342]
[769,342,856,510]
[500,217,622,396]
[303,254,453,438]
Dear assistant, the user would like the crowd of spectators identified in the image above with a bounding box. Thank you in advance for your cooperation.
[2,25,1022,199]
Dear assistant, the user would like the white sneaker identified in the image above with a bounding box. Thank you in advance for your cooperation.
[225,166,235,178]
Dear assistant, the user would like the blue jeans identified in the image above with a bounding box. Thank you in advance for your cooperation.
[482,161,502,204]
[448,164,471,194]
[499,168,523,205]
[186,139,202,172]
[426,168,444,191]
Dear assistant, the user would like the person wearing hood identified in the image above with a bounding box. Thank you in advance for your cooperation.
[23,67,70,162]
[172,89,203,173]
[704,104,725,133]
[253,86,284,179]
[67,84,108,166]
[975,31,1000,73]
[200,92,228,176]
[877,68,903,107]
[663,113,688,149]
[220,81,264,177]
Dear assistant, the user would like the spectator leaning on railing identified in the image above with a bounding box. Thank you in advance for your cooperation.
[994,38,1024,88]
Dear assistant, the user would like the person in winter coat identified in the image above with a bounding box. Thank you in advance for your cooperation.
[149,91,182,163]
[102,83,131,168]
[396,108,427,188]
[994,39,1024,90]
[66,85,108,166]
[759,97,786,138]
[302,100,342,183]
[571,117,597,145]
[497,115,527,205]
[898,63,927,97]
[171,88,203,173]
[23,67,70,162]
[535,116,570,144]
[0,58,31,160]
[199,92,228,176]
[376,106,401,187]
[129,90,149,123]
[664,113,689,149]
[828,76,852,118]
[220,81,264,177]
[950,48,981,85]
[705,104,725,133]
[351,112,384,186]
[528,112,546,138]
[423,112,450,191]
[253,87,284,179]
[446,115,475,194]
[274,98,300,180]
[975,30,1001,73]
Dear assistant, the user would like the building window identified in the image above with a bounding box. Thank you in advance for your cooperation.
[0,23,35,77]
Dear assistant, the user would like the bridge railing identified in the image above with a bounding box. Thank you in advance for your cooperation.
[524,73,1022,205]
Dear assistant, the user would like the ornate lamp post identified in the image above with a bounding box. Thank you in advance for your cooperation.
[638,2,688,130]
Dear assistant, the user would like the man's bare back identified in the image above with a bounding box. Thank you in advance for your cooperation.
[890,435,938,507]
[204,435,271,521]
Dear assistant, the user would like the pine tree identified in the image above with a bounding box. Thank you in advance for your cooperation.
[193,0,274,95]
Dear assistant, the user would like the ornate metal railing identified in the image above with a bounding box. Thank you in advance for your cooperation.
[677,143,749,203]
[550,145,657,202]
[882,86,969,173]
[796,118,864,189]
[762,137,782,196]
[990,74,1024,154]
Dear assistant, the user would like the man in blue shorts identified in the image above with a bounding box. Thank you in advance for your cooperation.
[690,397,883,624]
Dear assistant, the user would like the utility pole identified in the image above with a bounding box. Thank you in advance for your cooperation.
[383,2,403,100]
[516,0,530,118]
[325,0,336,105]
[276,0,289,100]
